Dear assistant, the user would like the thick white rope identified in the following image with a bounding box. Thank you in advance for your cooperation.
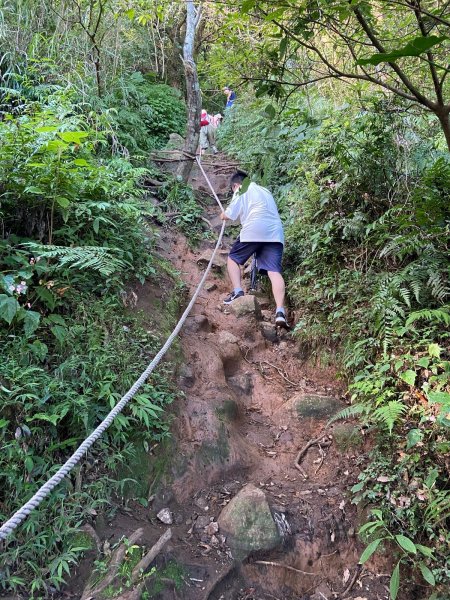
[0,158,228,542]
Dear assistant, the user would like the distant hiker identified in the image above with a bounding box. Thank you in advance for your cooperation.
[199,109,210,155]
[220,171,289,329]
[223,86,236,109]
[210,113,223,127]
[199,109,218,155]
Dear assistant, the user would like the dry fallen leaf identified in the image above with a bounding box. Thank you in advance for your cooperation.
[342,568,350,584]
[376,475,391,482]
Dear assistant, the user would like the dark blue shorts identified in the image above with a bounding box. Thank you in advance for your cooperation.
[228,237,283,274]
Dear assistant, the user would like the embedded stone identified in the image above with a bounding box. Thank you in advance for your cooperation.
[197,250,227,272]
[229,295,261,319]
[218,483,281,559]
[293,394,341,420]
[227,372,253,396]
[156,508,173,525]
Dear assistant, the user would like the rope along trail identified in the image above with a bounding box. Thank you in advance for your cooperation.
[0,157,225,541]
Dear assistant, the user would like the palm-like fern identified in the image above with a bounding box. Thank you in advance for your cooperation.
[25,243,128,276]
[406,306,450,327]
[373,401,407,434]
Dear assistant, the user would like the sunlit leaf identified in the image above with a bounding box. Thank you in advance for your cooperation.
[357,36,447,66]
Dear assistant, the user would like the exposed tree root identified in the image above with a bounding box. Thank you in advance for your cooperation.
[295,433,332,478]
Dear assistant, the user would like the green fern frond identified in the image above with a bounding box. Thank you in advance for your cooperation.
[373,401,407,434]
[424,490,450,525]
[406,307,450,327]
[328,403,368,425]
[25,243,127,276]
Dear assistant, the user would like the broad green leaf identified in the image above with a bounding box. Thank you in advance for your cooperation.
[359,538,382,563]
[427,391,450,406]
[264,8,287,21]
[419,563,435,585]
[263,104,276,119]
[279,37,288,57]
[0,419,9,428]
[241,0,256,13]
[24,456,34,473]
[57,131,89,144]
[416,357,429,368]
[358,520,384,534]
[93,217,100,234]
[428,343,441,358]
[23,310,41,337]
[390,562,400,600]
[25,186,44,195]
[357,35,447,66]
[51,325,68,344]
[0,295,20,324]
[400,369,416,386]
[406,428,423,449]
[424,468,438,489]
[125,8,135,19]
[28,413,59,426]
[36,126,57,133]
[73,158,90,167]
[395,534,416,554]
[56,196,70,209]
[416,544,434,557]
[45,140,68,152]
[36,286,56,310]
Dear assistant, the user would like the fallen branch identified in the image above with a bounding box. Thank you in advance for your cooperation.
[131,528,172,581]
[81,528,144,600]
[81,528,172,600]
[254,560,315,576]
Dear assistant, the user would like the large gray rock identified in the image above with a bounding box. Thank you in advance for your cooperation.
[218,483,281,559]
[228,295,261,319]
[197,250,227,272]
[260,322,278,343]
[293,393,341,420]
[165,132,185,150]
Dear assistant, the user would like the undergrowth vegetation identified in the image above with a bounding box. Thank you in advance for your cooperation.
[219,95,450,596]
[0,71,188,595]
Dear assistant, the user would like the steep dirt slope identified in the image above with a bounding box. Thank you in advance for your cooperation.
[65,156,399,600]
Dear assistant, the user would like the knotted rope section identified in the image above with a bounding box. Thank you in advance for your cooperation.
[0,157,227,542]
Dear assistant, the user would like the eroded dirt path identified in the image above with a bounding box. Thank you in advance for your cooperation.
[66,156,393,600]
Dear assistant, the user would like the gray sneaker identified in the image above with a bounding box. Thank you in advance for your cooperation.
[223,290,244,305]
[275,311,289,329]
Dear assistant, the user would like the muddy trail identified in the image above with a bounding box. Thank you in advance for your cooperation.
[66,156,394,600]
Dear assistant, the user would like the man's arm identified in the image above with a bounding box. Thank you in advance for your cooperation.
[220,212,232,221]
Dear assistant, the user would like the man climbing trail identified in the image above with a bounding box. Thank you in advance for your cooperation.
[220,171,289,329]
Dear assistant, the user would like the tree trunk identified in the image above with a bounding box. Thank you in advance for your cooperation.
[436,109,450,152]
[177,1,201,182]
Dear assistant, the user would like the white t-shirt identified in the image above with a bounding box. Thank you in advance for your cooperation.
[225,182,284,244]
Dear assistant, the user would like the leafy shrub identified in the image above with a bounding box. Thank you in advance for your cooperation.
[97,73,186,156]
[219,92,450,597]
[0,92,179,595]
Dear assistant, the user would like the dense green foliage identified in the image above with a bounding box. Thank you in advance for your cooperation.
[0,72,187,594]
[219,95,450,594]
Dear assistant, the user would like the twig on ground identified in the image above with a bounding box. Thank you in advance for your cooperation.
[241,346,299,388]
[254,560,315,576]
[335,564,363,599]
